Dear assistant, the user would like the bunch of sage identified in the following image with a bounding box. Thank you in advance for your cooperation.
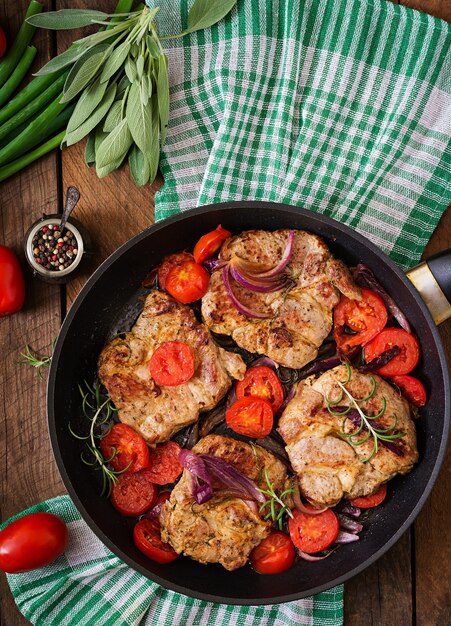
[27,0,237,186]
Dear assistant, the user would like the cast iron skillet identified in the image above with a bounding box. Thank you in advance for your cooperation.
[47,202,450,605]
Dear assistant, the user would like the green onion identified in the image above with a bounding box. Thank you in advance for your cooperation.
[0,0,43,89]
[0,45,37,108]
[0,131,65,183]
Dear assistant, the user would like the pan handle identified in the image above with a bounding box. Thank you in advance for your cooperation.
[406,249,451,325]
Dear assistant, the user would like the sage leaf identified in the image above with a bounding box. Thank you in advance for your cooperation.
[125,56,137,83]
[136,55,145,81]
[129,144,150,187]
[103,101,123,132]
[34,44,84,77]
[100,41,130,84]
[84,132,96,166]
[64,83,116,146]
[145,35,160,58]
[95,118,133,168]
[157,53,169,145]
[148,94,160,184]
[140,80,149,106]
[95,127,108,154]
[27,9,108,30]
[126,81,152,155]
[96,157,125,178]
[61,44,109,104]
[66,78,108,134]
[185,0,237,34]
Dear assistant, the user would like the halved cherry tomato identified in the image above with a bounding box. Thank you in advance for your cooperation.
[165,260,210,304]
[193,225,231,264]
[364,328,420,376]
[250,531,296,574]
[351,483,387,508]
[146,441,183,485]
[288,506,339,554]
[334,288,387,353]
[236,366,284,413]
[0,27,6,58]
[157,251,194,290]
[100,423,149,474]
[111,469,157,516]
[226,396,274,438]
[0,513,68,573]
[390,375,427,407]
[149,341,195,387]
[133,518,178,564]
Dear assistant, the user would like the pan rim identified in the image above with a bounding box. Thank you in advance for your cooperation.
[47,200,450,605]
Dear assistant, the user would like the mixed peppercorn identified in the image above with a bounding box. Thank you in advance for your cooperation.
[32,224,78,271]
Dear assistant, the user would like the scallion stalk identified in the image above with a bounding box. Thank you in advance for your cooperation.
[0,45,37,108]
[0,131,66,183]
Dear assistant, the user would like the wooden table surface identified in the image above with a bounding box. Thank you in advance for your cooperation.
[1,1,450,624]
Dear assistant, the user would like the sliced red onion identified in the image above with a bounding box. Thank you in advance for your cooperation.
[179,449,213,504]
[199,406,226,438]
[222,265,272,319]
[297,548,337,561]
[203,258,227,273]
[235,230,295,279]
[186,421,200,449]
[229,265,287,293]
[292,487,328,515]
[359,346,401,373]
[142,498,169,519]
[337,503,361,517]
[201,454,266,504]
[225,385,237,412]
[334,530,360,544]
[336,407,405,457]
[337,513,364,534]
[278,386,296,414]
[297,355,343,378]
[249,356,280,369]
[354,264,411,333]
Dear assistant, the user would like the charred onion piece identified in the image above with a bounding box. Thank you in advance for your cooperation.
[336,513,364,534]
[359,345,401,373]
[199,406,226,438]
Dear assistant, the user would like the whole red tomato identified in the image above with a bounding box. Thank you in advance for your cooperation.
[0,512,68,573]
[0,27,6,58]
[0,245,25,317]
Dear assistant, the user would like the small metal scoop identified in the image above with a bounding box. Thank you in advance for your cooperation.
[59,186,81,232]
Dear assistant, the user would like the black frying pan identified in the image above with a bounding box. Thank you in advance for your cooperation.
[47,202,451,605]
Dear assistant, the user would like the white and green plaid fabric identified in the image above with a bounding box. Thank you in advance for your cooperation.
[4,0,451,624]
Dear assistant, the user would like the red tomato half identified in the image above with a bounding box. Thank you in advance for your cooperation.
[364,328,420,376]
[390,375,427,407]
[133,518,178,564]
[193,225,231,264]
[250,531,296,574]
[165,260,210,304]
[226,396,274,438]
[334,288,387,353]
[0,245,25,317]
[146,441,183,485]
[149,341,195,387]
[111,469,157,516]
[157,251,194,290]
[0,27,6,58]
[0,513,68,573]
[288,506,339,554]
[351,483,387,508]
[236,366,284,413]
[100,423,149,474]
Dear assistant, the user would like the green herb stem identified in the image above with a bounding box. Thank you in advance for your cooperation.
[0,46,37,108]
[0,130,65,183]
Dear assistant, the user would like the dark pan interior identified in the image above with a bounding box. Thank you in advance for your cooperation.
[48,202,450,605]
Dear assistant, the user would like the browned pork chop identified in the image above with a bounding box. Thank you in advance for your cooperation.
[201,229,360,369]
[98,291,246,445]
[160,434,288,570]
[278,364,418,508]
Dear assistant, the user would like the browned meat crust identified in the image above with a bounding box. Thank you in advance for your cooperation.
[98,291,246,445]
[160,435,288,570]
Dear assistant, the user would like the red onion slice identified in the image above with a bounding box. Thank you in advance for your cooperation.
[337,513,364,534]
[234,230,295,279]
[222,265,272,319]
[359,346,401,373]
[337,503,362,517]
[297,548,337,561]
[201,454,266,504]
[179,449,213,504]
[292,487,328,515]
[229,264,287,293]
[334,530,360,544]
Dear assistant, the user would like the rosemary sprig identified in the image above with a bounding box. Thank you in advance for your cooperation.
[258,468,296,530]
[69,381,125,497]
[18,343,52,378]
[328,363,405,462]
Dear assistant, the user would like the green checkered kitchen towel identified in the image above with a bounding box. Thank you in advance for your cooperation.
[4,0,451,624]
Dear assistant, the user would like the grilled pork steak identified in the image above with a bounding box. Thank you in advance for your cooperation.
[98,291,246,445]
[201,229,360,369]
[278,365,418,508]
[160,434,288,570]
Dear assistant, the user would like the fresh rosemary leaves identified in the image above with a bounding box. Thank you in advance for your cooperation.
[258,468,296,530]
[19,343,52,377]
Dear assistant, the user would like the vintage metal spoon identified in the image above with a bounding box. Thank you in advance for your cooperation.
[59,186,81,232]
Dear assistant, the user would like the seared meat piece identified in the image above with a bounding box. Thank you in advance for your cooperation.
[201,229,360,369]
[278,365,418,508]
[160,434,288,570]
[98,291,246,445]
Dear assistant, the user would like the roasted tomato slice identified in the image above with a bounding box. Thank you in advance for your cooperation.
[288,506,339,554]
[250,531,296,574]
[157,251,194,290]
[100,423,149,474]
[334,288,387,353]
[111,469,158,517]
[193,225,231,264]
[236,366,284,413]
[351,483,387,508]
[149,341,195,386]
[364,328,420,376]
[133,518,178,564]
[165,260,210,304]
[390,375,426,407]
[226,396,274,438]
[146,441,183,485]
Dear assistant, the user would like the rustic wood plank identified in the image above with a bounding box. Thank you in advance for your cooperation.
[399,0,451,22]
[0,2,62,625]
